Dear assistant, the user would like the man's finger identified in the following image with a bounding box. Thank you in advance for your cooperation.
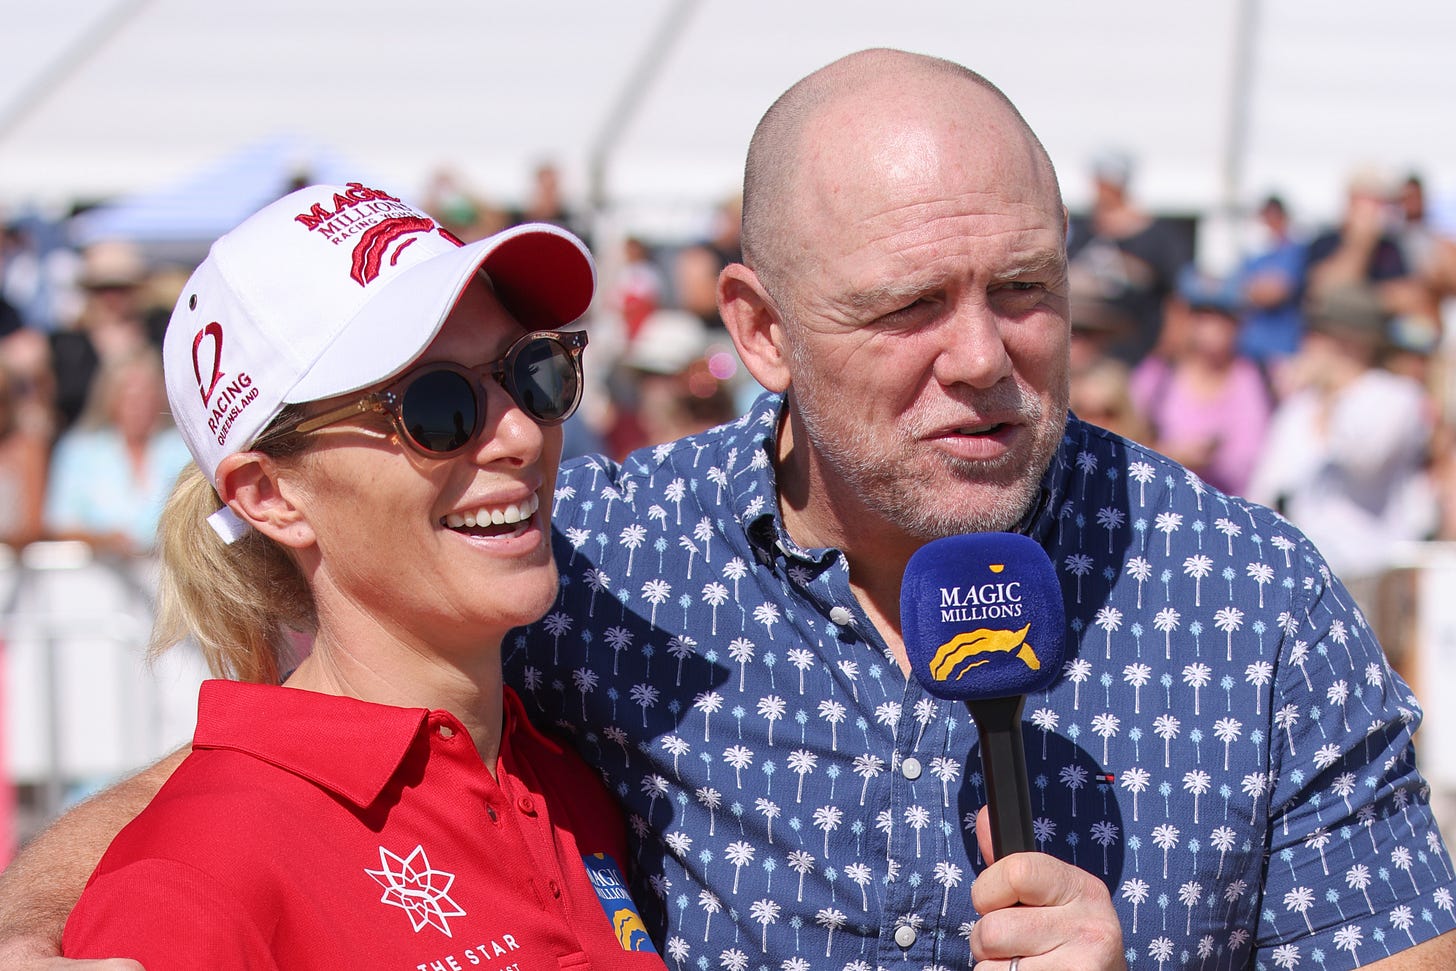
[972,850,1107,912]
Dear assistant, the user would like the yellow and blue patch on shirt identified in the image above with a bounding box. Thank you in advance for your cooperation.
[583,853,657,954]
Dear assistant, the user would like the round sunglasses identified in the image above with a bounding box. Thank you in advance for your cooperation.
[292,329,587,458]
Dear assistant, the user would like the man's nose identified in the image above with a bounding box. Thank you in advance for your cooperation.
[930,300,1013,389]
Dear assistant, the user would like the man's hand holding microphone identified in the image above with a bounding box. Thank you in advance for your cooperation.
[901,533,1127,971]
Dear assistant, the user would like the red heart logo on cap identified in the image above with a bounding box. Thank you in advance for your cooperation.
[192,322,226,406]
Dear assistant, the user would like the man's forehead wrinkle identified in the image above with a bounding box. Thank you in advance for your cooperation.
[847,200,1065,270]
[855,192,1056,235]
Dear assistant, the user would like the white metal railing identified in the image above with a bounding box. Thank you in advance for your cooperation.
[1403,542,1456,792]
[0,539,1453,854]
[0,542,207,842]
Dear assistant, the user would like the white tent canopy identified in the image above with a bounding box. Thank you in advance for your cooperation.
[3,0,1456,251]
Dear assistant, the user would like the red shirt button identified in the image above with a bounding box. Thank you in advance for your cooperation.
[549,880,561,898]
[517,795,536,815]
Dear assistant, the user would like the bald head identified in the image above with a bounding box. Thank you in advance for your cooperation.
[741,49,1062,306]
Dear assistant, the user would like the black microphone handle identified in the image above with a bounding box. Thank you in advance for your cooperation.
[966,694,1035,858]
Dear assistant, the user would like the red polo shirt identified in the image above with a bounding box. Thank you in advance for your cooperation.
[64,680,665,971]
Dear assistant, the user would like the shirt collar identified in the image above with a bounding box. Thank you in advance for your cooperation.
[191,680,554,809]
[711,393,797,563]
[1022,414,1082,544]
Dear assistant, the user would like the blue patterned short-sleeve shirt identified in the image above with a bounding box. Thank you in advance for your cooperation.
[505,392,1455,970]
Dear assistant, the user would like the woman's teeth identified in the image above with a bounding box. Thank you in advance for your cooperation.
[442,493,540,529]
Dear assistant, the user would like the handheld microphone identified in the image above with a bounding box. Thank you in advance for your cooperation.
[900,532,1066,859]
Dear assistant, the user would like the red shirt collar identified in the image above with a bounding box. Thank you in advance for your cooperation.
[191,680,560,809]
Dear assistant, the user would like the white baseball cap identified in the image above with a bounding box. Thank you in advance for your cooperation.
[164,182,596,497]
[622,309,711,375]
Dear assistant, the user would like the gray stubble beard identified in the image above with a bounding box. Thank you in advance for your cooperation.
[793,378,1068,542]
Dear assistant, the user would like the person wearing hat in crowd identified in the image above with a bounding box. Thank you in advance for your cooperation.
[59,183,664,969]
[1247,282,1438,611]
[1130,267,1273,497]
[47,240,154,434]
[1066,293,1150,444]
[1065,150,1191,365]
[606,308,743,455]
[1303,167,1429,325]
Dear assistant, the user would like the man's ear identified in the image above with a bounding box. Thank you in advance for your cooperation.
[215,452,316,550]
[718,263,792,393]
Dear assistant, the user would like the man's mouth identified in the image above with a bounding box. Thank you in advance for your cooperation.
[943,422,1013,439]
[440,493,540,536]
[955,422,1006,436]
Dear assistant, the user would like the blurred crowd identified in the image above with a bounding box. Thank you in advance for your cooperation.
[1065,155,1456,648]
[0,229,190,559]
[0,162,756,566]
[5,155,1456,647]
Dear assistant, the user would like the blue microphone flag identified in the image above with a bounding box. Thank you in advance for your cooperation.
[901,532,1066,701]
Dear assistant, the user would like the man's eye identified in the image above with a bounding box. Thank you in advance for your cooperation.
[876,298,933,323]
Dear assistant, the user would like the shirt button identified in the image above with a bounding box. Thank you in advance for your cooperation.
[438,725,455,739]
[894,925,916,948]
[901,756,923,780]
[829,606,854,626]
[517,795,537,816]
[549,879,562,898]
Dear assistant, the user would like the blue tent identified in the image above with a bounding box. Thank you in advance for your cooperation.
[69,133,375,262]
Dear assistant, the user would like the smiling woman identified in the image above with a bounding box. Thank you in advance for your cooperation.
[57,182,669,971]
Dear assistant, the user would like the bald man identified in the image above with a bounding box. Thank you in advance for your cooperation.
[5,50,1454,971]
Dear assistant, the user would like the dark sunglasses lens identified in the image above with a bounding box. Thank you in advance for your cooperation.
[511,339,580,422]
[400,369,476,452]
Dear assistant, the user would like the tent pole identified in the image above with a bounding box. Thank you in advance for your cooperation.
[0,0,155,147]
[1220,0,1260,228]
[585,0,703,222]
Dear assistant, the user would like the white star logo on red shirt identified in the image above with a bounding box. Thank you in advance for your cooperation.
[366,844,467,937]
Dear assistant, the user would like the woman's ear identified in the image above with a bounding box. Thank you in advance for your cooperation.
[719,263,792,393]
[215,452,316,550]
